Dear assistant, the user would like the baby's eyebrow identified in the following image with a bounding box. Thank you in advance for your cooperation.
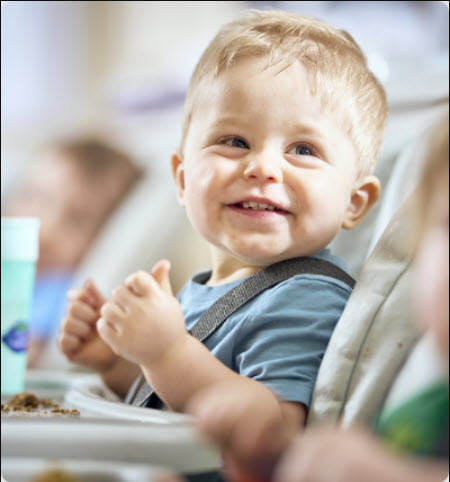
[209,116,251,130]
[289,121,323,138]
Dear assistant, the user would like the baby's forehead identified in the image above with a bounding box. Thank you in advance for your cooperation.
[213,56,309,89]
[196,60,349,129]
[200,57,346,114]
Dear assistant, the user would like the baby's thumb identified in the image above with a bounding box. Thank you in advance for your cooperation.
[151,259,173,295]
[84,279,106,309]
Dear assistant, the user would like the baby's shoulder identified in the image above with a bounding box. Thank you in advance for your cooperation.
[246,271,352,320]
[270,270,353,298]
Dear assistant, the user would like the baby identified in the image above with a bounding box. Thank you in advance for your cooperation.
[58,10,387,438]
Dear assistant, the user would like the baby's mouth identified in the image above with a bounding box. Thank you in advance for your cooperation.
[231,201,290,214]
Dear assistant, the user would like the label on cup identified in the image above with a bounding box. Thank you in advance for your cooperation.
[2,319,28,353]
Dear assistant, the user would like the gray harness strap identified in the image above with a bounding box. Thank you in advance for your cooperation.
[124,256,355,408]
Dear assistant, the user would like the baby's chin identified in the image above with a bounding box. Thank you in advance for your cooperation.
[229,248,318,268]
[208,232,331,267]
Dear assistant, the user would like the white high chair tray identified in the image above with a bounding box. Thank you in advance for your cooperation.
[1,417,220,474]
[1,457,173,482]
[1,371,222,475]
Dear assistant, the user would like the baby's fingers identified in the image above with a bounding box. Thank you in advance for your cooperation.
[96,317,120,353]
[125,270,158,297]
[67,287,86,302]
[66,280,105,310]
[151,259,173,295]
[61,317,94,341]
[111,286,132,313]
[84,279,106,309]
[58,331,82,356]
[67,300,100,325]
[100,302,125,329]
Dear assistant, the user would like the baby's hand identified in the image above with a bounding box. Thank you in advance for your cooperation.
[97,260,187,367]
[59,279,119,372]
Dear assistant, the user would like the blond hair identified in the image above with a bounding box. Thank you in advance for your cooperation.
[181,10,388,176]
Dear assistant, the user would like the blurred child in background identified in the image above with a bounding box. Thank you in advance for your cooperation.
[187,113,449,482]
[3,138,142,368]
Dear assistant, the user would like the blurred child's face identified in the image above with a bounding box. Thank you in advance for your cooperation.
[8,152,119,272]
[173,57,378,267]
[414,174,449,367]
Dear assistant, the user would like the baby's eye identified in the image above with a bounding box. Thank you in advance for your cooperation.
[222,137,249,149]
[288,145,314,156]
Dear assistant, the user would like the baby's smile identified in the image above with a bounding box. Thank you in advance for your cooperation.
[227,197,291,219]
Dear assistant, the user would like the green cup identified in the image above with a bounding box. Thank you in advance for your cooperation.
[1,217,40,395]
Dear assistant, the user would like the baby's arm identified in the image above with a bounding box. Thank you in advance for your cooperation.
[187,377,304,481]
[97,260,305,425]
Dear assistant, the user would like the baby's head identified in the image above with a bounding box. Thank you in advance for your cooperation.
[413,113,449,368]
[181,11,387,176]
[6,138,142,272]
[172,10,388,267]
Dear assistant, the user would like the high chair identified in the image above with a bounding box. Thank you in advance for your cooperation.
[309,106,449,427]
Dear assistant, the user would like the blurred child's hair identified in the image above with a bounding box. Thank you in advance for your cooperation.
[49,137,143,210]
[415,111,449,236]
[180,9,388,177]
[52,138,142,185]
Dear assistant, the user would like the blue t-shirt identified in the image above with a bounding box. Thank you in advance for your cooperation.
[177,249,352,408]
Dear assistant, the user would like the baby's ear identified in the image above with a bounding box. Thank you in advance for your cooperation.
[171,150,186,207]
[342,175,380,229]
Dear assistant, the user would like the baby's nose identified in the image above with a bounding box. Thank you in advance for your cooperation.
[243,156,282,183]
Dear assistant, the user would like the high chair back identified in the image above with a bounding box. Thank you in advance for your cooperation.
[308,194,420,427]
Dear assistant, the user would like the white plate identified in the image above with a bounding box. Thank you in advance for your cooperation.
[65,379,189,424]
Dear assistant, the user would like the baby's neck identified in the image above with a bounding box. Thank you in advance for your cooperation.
[207,253,263,286]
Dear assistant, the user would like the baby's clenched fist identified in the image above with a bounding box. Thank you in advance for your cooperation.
[97,260,187,368]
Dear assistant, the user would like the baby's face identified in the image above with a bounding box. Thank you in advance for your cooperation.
[414,175,449,367]
[177,57,367,267]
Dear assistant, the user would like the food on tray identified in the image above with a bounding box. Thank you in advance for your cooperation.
[31,467,79,482]
[1,392,80,417]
